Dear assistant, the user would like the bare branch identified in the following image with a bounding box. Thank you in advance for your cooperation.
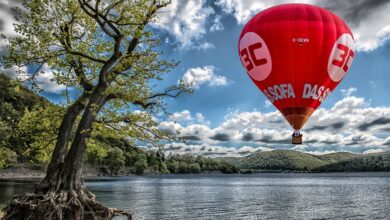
[107,85,184,110]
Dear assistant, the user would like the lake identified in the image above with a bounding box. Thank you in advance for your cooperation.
[1,173,390,219]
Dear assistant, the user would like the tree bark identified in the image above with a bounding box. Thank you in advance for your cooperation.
[50,84,108,192]
[44,93,89,177]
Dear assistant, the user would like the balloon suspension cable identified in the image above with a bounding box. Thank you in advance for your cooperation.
[292,129,301,137]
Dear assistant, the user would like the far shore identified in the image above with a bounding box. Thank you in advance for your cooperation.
[2,170,390,182]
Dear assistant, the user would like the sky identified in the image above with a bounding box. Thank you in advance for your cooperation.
[1,0,390,157]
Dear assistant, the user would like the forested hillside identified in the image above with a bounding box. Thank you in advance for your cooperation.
[219,150,327,171]
[218,150,389,172]
[313,151,390,172]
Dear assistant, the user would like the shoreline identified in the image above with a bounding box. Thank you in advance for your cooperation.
[2,163,390,181]
[2,171,390,182]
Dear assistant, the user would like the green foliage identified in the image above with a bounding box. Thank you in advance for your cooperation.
[103,147,126,175]
[0,147,17,168]
[189,163,201,173]
[219,150,389,172]
[85,138,109,166]
[218,161,239,174]
[167,161,180,174]
[0,74,48,162]
[134,158,148,175]
[158,162,170,174]
[17,105,63,163]
[234,150,328,171]
[315,152,357,163]
[0,74,46,122]
[313,151,390,172]
[166,154,239,174]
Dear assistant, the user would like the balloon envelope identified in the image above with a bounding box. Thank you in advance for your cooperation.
[238,3,355,130]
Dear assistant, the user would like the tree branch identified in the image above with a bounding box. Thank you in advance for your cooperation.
[70,59,94,91]
[126,0,169,55]
[107,85,184,109]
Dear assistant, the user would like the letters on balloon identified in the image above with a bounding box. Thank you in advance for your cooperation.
[263,84,295,102]
[263,83,332,103]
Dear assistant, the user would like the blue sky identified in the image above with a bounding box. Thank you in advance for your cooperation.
[1,0,390,156]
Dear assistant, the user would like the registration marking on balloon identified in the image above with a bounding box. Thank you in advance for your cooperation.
[239,32,272,81]
[328,33,355,82]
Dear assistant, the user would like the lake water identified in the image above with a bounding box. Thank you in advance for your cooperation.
[1,173,390,219]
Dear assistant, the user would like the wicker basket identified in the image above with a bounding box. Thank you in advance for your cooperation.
[292,135,302,144]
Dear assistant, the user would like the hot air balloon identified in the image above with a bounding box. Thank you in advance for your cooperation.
[238,4,355,144]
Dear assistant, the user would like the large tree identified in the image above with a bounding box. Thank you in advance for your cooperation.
[1,0,189,219]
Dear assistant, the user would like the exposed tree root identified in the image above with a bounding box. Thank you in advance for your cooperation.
[2,190,131,220]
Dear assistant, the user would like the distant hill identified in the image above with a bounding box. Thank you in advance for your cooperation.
[218,150,384,172]
[231,150,328,171]
[313,151,390,172]
[315,152,357,163]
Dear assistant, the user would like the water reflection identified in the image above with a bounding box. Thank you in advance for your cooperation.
[1,173,390,219]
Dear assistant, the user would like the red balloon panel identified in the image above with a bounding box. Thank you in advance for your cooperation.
[239,4,355,129]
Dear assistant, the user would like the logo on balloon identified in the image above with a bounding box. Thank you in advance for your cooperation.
[239,32,272,81]
[328,33,355,82]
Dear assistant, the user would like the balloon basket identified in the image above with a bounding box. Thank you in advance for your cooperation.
[292,135,303,145]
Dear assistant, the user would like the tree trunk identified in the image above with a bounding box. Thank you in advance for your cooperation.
[44,93,89,182]
[60,87,107,192]
[38,85,107,193]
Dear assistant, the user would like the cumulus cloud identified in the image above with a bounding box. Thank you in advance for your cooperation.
[154,0,215,50]
[34,65,67,93]
[168,110,193,122]
[163,142,272,157]
[181,66,228,88]
[159,95,390,156]
[1,64,66,94]
[216,0,390,52]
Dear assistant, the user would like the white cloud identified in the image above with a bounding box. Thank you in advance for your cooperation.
[216,0,390,52]
[168,110,193,122]
[1,64,66,94]
[215,0,312,24]
[0,65,28,81]
[155,0,215,50]
[341,87,357,97]
[197,42,215,50]
[363,149,386,154]
[181,66,228,88]
[158,96,390,156]
[33,65,67,94]
[0,0,23,55]
[195,112,210,125]
[163,142,272,157]
[210,15,224,32]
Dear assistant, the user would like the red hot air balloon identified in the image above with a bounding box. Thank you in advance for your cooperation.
[238,4,355,144]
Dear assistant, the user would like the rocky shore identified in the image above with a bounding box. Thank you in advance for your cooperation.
[0,163,108,180]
